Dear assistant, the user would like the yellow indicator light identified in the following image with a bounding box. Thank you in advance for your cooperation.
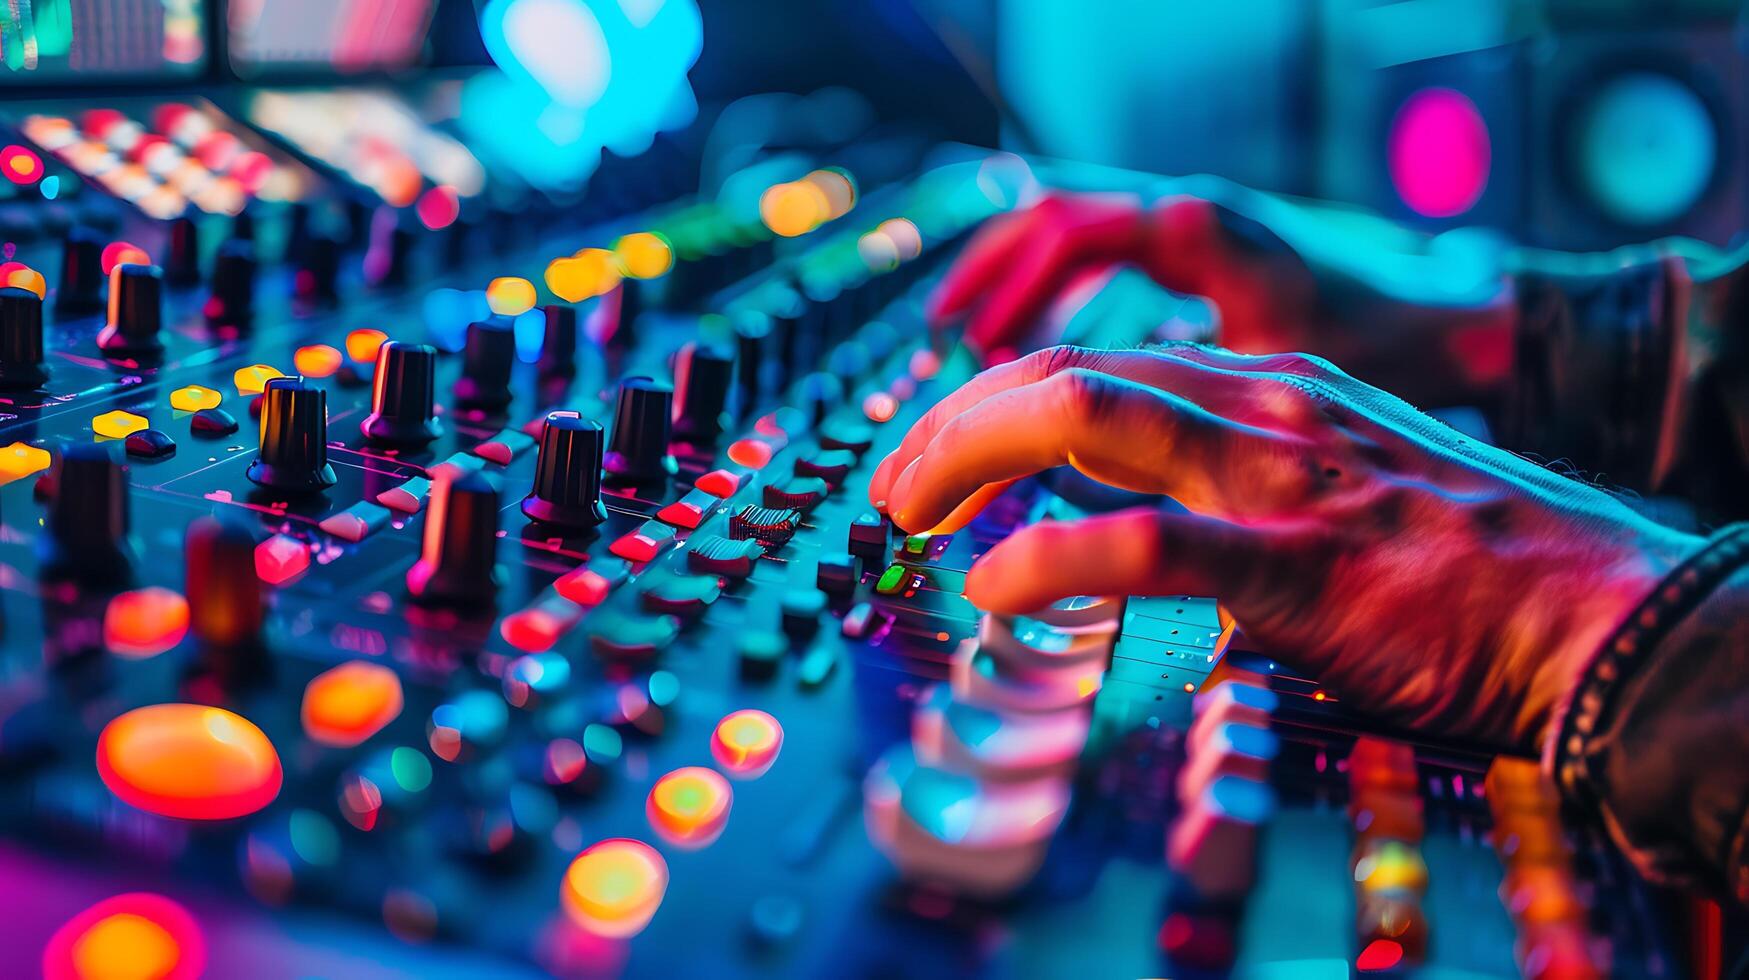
[613,232,674,280]
[293,344,342,378]
[561,839,668,938]
[486,276,537,317]
[169,385,221,412]
[760,181,831,238]
[646,766,733,848]
[546,249,621,303]
[0,441,49,484]
[710,709,783,779]
[233,364,284,396]
[93,410,148,440]
[346,328,389,364]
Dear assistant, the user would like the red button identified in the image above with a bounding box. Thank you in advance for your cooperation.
[555,567,611,605]
[695,469,745,498]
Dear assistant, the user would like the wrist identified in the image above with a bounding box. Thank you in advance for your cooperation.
[1514,526,1700,749]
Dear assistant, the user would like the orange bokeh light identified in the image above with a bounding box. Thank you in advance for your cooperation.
[96,704,283,820]
[561,839,668,938]
[301,661,404,748]
[43,893,205,980]
[646,766,732,848]
[710,709,783,779]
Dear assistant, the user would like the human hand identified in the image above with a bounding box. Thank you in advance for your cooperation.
[927,192,1317,361]
[869,345,1698,750]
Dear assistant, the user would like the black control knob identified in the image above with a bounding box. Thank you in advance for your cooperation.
[362,342,442,445]
[248,377,337,493]
[0,286,48,390]
[604,376,676,484]
[96,264,164,358]
[521,411,607,529]
[185,515,263,650]
[454,320,515,412]
[611,278,643,347]
[538,304,577,379]
[408,467,499,608]
[672,341,732,444]
[205,239,256,331]
[733,311,771,417]
[39,441,133,587]
[55,227,104,314]
[165,216,201,286]
[295,234,340,305]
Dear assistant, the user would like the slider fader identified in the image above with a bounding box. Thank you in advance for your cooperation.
[0,150,1687,979]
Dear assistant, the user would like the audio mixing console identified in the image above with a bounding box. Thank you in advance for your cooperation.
[0,114,1704,979]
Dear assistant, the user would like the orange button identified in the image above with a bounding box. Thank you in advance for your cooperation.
[293,344,342,378]
[647,765,732,848]
[233,364,285,396]
[0,441,50,484]
[103,587,189,658]
[710,709,783,779]
[97,704,283,820]
[346,328,389,364]
[302,661,405,748]
[42,892,205,980]
[561,838,668,938]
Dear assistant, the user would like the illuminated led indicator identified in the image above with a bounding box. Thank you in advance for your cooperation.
[862,391,898,423]
[875,564,908,595]
[610,530,663,563]
[710,709,783,778]
[96,703,283,820]
[92,410,149,440]
[0,144,42,185]
[613,232,674,279]
[857,231,900,272]
[104,587,190,658]
[555,566,612,606]
[726,438,773,469]
[878,218,923,260]
[694,469,743,498]
[1356,938,1405,973]
[486,276,537,317]
[346,328,389,364]
[415,185,461,230]
[546,249,621,303]
[0,441,50,484]
[101,241,152,276]
[293,344,342,378]
[42,893,205,980]
[169,385,221,412]
[908,349,941,380]
[646,766,733,848]
[302,661,405,748]
[255,534,311,586]
[561,839,668,938]
[1389,87,1490,219]
[760,181,831,238]
[803,168,856,218]
[233,364,285,395]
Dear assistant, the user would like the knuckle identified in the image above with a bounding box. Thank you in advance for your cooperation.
[1052,368,1123,423]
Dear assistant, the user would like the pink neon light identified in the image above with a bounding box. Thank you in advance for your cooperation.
[1388,88,1490,218]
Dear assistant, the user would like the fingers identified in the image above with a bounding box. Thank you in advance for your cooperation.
[870,345,1267,507]
[869,347,1073,506]
[887,368,1302,534]
[964,507,1273,614]
[926,211,1030,324]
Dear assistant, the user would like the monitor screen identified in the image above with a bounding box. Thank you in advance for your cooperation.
[228,0,437,75]
[0,0,206,82]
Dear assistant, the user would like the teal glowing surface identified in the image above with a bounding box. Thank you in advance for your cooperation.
[1575,71,1716,227]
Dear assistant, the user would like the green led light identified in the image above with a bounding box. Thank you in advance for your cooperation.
[903,533,931,555]
[875,565,908,595]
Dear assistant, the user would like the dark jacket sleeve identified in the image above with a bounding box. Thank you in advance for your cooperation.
[1551,555,1749,903]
